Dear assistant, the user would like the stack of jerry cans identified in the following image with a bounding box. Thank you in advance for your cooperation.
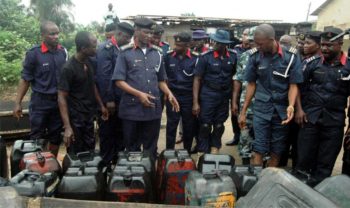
[56,150,106,200]
[185,154,237,207]
[155,149,196,205]
[230,165,262,198]
[11,139,45,177]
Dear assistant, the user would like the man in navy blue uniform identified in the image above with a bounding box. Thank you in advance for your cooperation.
[295,28,350,185]
[13,21,67,156]
[191,30,209,53]
[239,24,303,167]
[151,24,170,54]
[96,22,134,163]
[112,18,179,159]
[193,29,237,154]
[58,31,108,154]
[164,32,199,152]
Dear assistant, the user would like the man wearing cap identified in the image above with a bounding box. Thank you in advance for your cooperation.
[164,32,198,152]
[105,23,117,40]
[96,22,134,164]
[232,27,257,161]
[191,30,209,53]
[193,29,237,154]
[239,24,303,167]
[112,18,179,159]
[13,21,68,156]
[297,33,306,60]
[151,24,170,54]
[295,27,350,185]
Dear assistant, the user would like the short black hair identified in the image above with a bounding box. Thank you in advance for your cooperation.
[40,21,57,34]
[75,31,93,52]
[105,23,117,32]
[255,24,275,39]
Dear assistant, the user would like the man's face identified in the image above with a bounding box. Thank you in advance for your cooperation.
[321,38,342,60]
[242,28,249,38]
[297,40,305,55]
[242,38,250,49]
[84,36,98,57]
[193,39,204,49]
[254,33,273,53]
[213,41,226,51]
[303,38,320,56]
[174,42,188,54]
[151,34,162,46]
[116,31,132,47]
[42,24,60,48]
[136,28,152,45]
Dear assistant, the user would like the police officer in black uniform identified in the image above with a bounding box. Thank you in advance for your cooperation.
[112,18,179,159]
[14,21,68,156]
[96,22,134,163]
[296,27,350,185]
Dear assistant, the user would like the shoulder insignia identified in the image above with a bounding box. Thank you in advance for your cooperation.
[228,48,237,54]
[166,49,174,54]
[162,41,169,45]
[120,43,134,51]
[288,47,298,54]
[191,51,199,56]
[151,45,163,53]
[105,42,113,49]
[305,55,321,64]
[247,48,258,55]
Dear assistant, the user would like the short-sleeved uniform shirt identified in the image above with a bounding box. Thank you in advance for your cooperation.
[244,44,303,120]
[111,44,167,121]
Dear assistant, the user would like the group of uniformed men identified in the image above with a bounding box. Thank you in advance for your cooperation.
[12,17,350,186]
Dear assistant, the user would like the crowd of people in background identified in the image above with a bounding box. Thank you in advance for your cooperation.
[12,12,350,187]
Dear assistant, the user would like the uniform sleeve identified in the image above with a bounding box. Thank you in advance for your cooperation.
[96,47,115,103]
[157,55,167,81]
[289,53,304,84]
[111,51,127,81]
[58,63,73,92]
[244,55,257,82]
[194,56,206,77]
[21,50,36,81]
[233,53,249,82]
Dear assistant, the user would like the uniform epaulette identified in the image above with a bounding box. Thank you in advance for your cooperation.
[166,49,174,54]
[120,43,134,51]
[191,51,199,56]
[247,48,258,55]
[228,48,237,54]
[29,45,41,51]
[201,49,212,56]
[151,45,163,53]
[305,55,321,63]
[161,41,169,45]
[105,42,113,49]
[288,47,298,54]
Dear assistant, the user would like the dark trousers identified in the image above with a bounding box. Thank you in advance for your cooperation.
[98,111,124,163]
[166,94,196,152]
[68,118,95,154]
[279,121,299,167]
[342,148,350,176]
[29,93,62,145]
[122,119,160,159]
[297,122,343,182]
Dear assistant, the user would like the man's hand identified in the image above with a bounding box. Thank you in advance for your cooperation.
[101,105,109,121]
[106,101,116,115]
[294,108,308,127]
[192,102,200,117]
[138,92,156,108]
[168,93,180,112]
[63,126,74,148]
[232,102,239,116]
[238,112,247,129]
[13,103,23,120]
[282,105,295,125]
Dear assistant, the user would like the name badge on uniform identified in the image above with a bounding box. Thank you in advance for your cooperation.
[213,63,219,66]
[134,59,142,63]
[42,63,50,71]
[258,66,266,70]
[228,61,231,64]
[169,64,176,67]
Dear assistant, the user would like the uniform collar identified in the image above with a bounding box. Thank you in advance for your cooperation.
[324,52,347,65]
[41,42,62,53]
[171,49,192,58]
[213,49,229,58]
[133,38,151,50]
[110,36,118,46]
[159,41,165,47]
[276,42,283,57]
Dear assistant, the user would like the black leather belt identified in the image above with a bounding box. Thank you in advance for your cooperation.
[33,92,58,101]
[205,82,230,91]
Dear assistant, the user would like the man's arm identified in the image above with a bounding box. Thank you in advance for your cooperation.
[58,90,74,147]
[13,79,30,119]
[238,82,256,128]
[159,81,179,112]
[281,84,298,125]
[116,80,156,108]
[192,76,201,116]
[94,84,108,120]
[294,88,308,126]
[232,80,242,116]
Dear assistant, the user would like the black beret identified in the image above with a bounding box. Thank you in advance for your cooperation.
[105,23,117,32]
[174,32,192,43]
[320,27,343,39]
[134,18,155,30]
[117,22,134,36]
[153,24,164,35]
[305,31,322,44]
